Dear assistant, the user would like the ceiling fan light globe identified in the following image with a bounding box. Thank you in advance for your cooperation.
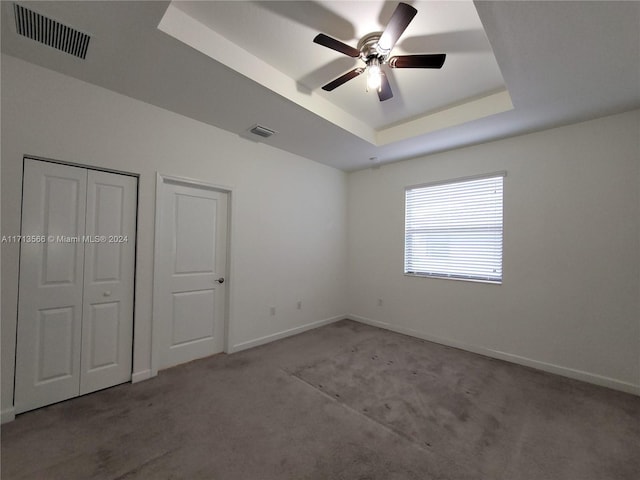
[367,66,382,91]
[366,55,382,92]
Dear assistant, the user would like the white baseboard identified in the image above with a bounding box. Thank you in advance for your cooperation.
[350,315,640,396]
[229,315,346,353]
[131,369,153,384]
[1,407,16,424]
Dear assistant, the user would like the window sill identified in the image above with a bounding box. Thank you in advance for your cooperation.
[403,273,502,285]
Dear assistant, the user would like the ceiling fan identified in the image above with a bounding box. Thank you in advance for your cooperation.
[313,2,446,102]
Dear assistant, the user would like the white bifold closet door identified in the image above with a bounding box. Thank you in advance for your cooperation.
[15,159,137,414]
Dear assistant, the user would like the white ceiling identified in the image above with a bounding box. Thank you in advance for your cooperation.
[2,1,639,171]
[164,1,510,135]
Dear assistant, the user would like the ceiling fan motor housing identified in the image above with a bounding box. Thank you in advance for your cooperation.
[357,32,386,62]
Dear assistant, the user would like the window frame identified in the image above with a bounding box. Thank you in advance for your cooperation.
[403,172,506,284]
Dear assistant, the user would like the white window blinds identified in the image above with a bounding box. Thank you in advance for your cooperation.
[404,173,504,283]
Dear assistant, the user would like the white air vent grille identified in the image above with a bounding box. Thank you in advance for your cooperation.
[14,3,90,59]
[249,125,277,138]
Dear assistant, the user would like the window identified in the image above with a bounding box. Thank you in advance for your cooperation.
[404,173,504,283]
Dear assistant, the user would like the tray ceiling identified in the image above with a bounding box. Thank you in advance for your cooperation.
[159,1,512,146]
[2,1,638,171]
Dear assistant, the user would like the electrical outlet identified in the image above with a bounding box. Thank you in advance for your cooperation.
[269,306,276,316]
[296,300,302,310]
[377,298,383,307]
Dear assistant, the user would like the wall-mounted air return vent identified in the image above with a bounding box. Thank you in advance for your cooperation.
[14,3,91,59]
[249,125,277,139]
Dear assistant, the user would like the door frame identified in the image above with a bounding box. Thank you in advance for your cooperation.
[151,173,234,377]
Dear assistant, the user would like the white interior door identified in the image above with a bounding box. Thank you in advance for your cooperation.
[156,179,228,370]
[80,170,136,394]
[15,160,88,413]
[15,159,137,414]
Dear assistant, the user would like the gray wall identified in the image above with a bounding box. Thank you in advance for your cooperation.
[1,55,349,419]
[347,109,640,393]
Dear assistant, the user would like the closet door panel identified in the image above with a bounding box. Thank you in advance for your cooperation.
[16,160,137,413]
[15,160,87,414]
[80,170,137,394]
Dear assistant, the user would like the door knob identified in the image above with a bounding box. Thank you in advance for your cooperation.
[216,277,225,284]
[103,290,112,297]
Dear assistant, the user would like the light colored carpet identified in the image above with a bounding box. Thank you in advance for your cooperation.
[2,320,639,479]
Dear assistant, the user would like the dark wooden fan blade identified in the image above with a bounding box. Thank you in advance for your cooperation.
[313,34,360,58]
[322,68,365,91]
[388,54,446,69]
[377,73,393,101]
[377,3,417,53]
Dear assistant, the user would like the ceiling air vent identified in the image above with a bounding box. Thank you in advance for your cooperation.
[249,125,277,139]
[14,3,91,59]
